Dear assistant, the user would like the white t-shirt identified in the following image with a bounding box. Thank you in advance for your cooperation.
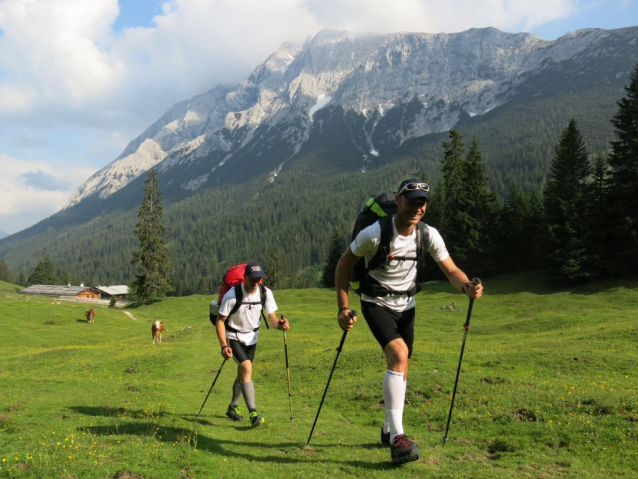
[351,218,449,312]
[219,284,278,346]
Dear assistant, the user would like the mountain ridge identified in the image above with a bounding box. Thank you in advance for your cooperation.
[63,26,637,210]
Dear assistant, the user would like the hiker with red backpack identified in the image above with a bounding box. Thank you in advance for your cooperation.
[335,179,483,464]
[213,262,289,427]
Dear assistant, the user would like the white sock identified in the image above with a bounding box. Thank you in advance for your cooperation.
[383,369,406,443]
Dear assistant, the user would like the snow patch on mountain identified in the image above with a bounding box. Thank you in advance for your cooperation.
[64,139,166,208]
[63,26,637,208]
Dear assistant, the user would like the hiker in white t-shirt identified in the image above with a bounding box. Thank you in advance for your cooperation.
[335,179,483,464]
[216,262,289,427]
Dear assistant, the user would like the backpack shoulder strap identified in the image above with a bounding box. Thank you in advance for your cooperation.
[259,284,269,329]
[228,284,244,317]
[367,216,394,271]
[416,222,430,281]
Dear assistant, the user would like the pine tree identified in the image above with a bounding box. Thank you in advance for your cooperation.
[27,253,57,286]
[264,245,286,290]
[543,119,592,282]
[0,258,13,283]
[322,228,346,288]
[606,64,638,274]
[131,169,173,303]
[499,185,544,272]
[439,130,465,255]
[456,137,502,273]
[586,154,611,277]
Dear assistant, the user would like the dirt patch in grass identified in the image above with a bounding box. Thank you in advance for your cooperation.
[125,366,137,374]
[515,408,538,422]
[5,404,23,412]
[113,471,144,479]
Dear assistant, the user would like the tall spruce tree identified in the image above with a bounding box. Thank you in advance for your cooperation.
[27,253,57,286]
[606,64,638,274]
[456,137,502,274]
[543,119,592,283]
[439,130,465,255]
[0,258,13,283]
[586,154,611,277]
[131,169,173,303]
[499,185,544,272]
[264,245,286,290]
[322,228,346,288]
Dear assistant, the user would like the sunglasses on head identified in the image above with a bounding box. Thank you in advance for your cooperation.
[398,182,429,196]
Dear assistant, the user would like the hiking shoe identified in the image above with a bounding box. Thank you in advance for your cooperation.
[225,404,243,422]
[390,434,420,465]
[381,427,391,447]
[249,411,265,427]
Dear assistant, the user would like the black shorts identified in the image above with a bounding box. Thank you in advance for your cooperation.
[229,339,257,364]
[361,301,415,358]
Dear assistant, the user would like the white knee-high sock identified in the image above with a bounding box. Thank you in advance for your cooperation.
[383,369,406,442]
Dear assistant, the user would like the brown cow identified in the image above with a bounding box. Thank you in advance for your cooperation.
[85,309,95,324]
[152,320,165,344]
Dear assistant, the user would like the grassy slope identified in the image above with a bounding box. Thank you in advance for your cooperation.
[0,273,636,478]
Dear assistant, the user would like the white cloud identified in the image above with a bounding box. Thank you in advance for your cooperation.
[0,0,609,234]
[0,154,96,232]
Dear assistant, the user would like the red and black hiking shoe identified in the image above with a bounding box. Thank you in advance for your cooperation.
[390,434,420,464]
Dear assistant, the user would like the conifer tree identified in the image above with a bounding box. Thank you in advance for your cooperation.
[27,253,57,286]
[586,154,611,277]
[499,185,544,272]
[439,130,465,255]
[322,228,346,288]
[131,169,173,303]
[264,245,286,289]
[543,119,592,282]
[0,258,13,283]
[457,137,502,273]
[606,64,638,274]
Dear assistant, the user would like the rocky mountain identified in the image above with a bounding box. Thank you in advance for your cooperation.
[64,26,638,210]
[1,25,637,291]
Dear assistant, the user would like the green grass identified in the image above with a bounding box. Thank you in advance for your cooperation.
[1,273,637,478]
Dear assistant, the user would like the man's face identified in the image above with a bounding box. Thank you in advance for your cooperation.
[244,275,261,292]
[396,194,427,226]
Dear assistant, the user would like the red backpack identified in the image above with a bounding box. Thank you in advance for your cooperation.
[218,263,247,304]
[209,263,268,328]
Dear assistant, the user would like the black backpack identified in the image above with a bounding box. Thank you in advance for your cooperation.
[349,191,430,296]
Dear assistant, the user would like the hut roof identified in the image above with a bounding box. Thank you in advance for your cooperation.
[20,285,90,296]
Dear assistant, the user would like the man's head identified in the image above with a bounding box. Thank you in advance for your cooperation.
[395,178,429,228]
[397,178,429,201]
[244,262,264,291]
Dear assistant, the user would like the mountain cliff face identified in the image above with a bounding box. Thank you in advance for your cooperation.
[64,26,638,210]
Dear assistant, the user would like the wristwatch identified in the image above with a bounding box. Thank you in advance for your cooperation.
[338,306,350,313]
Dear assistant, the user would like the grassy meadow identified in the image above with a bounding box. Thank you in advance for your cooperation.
[0,273,637,478]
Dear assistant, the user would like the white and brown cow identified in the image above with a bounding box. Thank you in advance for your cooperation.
[85,309,95,324]
[152,320,165,344]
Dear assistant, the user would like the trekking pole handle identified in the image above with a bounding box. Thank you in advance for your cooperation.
[337,310,357,352]
[463,278,481,329]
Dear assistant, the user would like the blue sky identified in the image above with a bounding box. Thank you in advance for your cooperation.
[0,0,636,235]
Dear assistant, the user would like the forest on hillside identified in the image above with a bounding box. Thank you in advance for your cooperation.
[1,65,637,295]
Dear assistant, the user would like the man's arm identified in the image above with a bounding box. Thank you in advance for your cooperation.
[215,314,233,358]
[335,246,361,331]
[437,256,483,299]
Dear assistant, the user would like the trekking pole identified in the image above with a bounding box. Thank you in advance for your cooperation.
[443,278,481,443]
[281,314,294,421]
[196,358,228,418]
[306,310,357,447]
